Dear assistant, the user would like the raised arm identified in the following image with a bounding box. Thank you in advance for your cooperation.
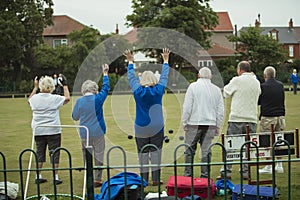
[99,64,110,98]
[158,48,170,87]
[28,76,39,100]
[124,49,140,92]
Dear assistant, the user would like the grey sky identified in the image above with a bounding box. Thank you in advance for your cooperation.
[53,0,299,34]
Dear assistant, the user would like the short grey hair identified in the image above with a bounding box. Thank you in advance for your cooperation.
[81,80,99,95]
[140,71,158,86]
[39,76,55,93]
[199,67,212,79]
[264,66,276,78]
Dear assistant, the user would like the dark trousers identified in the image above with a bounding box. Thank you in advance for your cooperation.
[135,133,164,182]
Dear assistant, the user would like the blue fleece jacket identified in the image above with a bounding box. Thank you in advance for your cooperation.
[72,76,110,138]
[127,63,169,136]
[96,172,147,200]
[290,73,299,84]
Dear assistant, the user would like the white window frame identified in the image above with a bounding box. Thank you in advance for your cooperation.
[198,60,213,67]
[289,45,294,57]
[53,39,68,48]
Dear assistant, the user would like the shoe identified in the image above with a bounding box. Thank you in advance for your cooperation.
[54,179,63,185]
[94,180,103,188]
[259,166,272,174]
[275,166,284,173]
[35,178,47,184]
[152,181,163,186]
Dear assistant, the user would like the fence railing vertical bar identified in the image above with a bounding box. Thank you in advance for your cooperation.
[173,143,194,200]
[85,146,94,200]
[140,144,161,200]
[208,142,228,199]
[51,147,74,200]
[19,149,40,200]
[273,140,291,200]
[240,141,260,200]
[296,128,299,158]
[0,152,8,200]
[106,146,127,200]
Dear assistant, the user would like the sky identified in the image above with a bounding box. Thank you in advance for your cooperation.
[53,0,300,34]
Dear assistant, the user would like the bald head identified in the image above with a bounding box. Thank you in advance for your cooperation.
[198,67,212,79]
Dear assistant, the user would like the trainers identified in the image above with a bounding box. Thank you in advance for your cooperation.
[275,165,284,173]
[259,166,272,174]
[54,179,63,185]
[152,181,163,186]
[35,178,47,184]
[94,180,103,188]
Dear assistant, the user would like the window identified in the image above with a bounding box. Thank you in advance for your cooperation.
[198,60,213,67]
[289,45,294,57]
[53,39,68,48]
[271,32,277,40]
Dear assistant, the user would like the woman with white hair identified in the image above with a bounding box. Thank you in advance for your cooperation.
[72,64,110,187]
[123,48,170,186]
[28,75,70,185]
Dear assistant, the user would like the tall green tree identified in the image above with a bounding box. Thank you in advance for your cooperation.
[126,0,218,49]
[0,0,53,89]
[228,26,287,77]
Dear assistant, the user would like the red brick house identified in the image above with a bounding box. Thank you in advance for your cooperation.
[124,12,236,68]
[240,18,300,60]
[43,15,86,48]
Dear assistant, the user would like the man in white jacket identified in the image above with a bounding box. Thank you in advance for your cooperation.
[182,67,224,178]
[218,61,261,180]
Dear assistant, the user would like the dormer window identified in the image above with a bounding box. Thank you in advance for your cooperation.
[268,29,278,41]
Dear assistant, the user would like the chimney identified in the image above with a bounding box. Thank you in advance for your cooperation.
[115,24,119,34]
[289,18,293,29]
[255,19,260,27]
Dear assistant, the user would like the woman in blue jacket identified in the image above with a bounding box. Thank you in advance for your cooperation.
[124,48,170,186]
[72,64,110,187]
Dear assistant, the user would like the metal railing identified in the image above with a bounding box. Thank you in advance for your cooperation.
[1,139,300,199]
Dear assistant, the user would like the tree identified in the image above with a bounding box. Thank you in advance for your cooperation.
[126,0,218,49]
[0,0,53,90]
[228,26,287,78]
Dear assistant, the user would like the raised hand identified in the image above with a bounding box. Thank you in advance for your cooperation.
[161,48,170,63]
[102,64,109,75]
[123,49,134,63]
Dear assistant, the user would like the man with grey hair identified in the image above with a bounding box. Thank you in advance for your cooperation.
[72,64,110,187]
[182,67,224,178]
[258,66,285,174]
[217,61,261,180]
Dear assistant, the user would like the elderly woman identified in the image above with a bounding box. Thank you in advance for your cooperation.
[28,75,70,185]
[72,64,110,188]
[123,48,170,186]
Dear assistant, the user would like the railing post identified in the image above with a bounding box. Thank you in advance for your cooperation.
[85,146,94,200]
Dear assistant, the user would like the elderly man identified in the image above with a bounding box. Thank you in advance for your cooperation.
[258,66,285,174]
[182,67,224,178]
[218,61,261,180]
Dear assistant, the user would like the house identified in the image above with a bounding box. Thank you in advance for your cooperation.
[42,15,86,48]
[123,12,236,68]
[240,18,300,60]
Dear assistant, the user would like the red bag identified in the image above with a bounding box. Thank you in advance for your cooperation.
[166,176,216,198]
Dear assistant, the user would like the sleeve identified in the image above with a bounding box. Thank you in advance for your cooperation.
[98,75,110,102]
[158,63,169,87]
[127,63,140,92]
[182,84,193,126]
[72,100,80,121]
[223,77,237,98]
[56,95,66,108]
[216,89,225,129]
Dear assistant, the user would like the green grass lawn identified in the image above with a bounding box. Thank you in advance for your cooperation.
[0,91,300,199]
